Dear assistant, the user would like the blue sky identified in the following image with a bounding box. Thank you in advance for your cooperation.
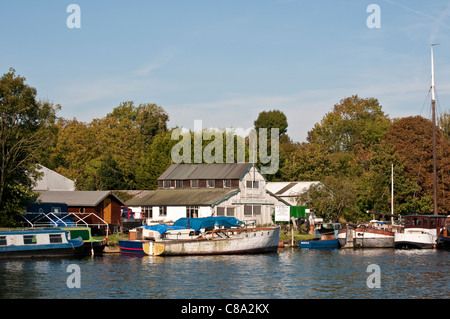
[1,1,450,143]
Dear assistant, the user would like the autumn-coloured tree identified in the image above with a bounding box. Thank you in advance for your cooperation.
[384,116,450,215]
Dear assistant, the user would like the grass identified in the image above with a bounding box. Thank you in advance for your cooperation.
[102,233,128,246]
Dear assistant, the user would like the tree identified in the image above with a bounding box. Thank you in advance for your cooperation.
[0,68,59,225]
[298,176,358,222]
[307,95,391,153]
[254,109,288,138]
[384,116,450,215]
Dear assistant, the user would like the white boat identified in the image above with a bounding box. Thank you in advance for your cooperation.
[394,215,446,249]
[119,217,281,256]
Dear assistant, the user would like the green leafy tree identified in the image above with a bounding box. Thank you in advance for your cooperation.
[298,176,358,222]
[0,68,59,225]
[307,95,391,153]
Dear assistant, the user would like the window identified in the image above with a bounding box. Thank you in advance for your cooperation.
[226,207,235,217]
[223,179,231,188]
[217,207,235,216]
[0,236,6,246]
[413,218,422,226]
[190,179,199,188]
[187,206,199,218]
[406,218,411,226]
[246,180,259,188]
[207,180,215,188]
[24,235,37,245]
[244,205,261,217]
[175,180,183,188]
[51,207,61,213]
[244,205,253,216]
[49,234,63,243]
[163,180,171,189]
[159,206,167,216]
[217,207,225,216]
[423,218,428,228]
[430,218,436,227]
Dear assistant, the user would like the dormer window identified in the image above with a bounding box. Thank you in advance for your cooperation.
[246,180,259,188]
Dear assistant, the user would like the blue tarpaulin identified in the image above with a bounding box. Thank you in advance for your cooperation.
[172,216,243,232]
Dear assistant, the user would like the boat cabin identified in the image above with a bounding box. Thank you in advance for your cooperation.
[403,215,446,231]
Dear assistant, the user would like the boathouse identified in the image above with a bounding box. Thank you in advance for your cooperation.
[34,190,125,228]
[126,163,289,225]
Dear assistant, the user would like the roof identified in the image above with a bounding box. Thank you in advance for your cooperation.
[33,165,76,191]
[265,182,321,197]
[36,191,125,207]
[125,188,239,207]
[158,163,253,181]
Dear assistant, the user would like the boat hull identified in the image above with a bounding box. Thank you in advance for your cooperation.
[394,231,437,249]
[299,239,339,249]
[118,240,149,255]
[145,227,280,256]
[338,227,394,248]
[437,235,450,250]
[0,238,84,259]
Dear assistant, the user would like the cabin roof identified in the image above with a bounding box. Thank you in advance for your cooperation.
[36,190,125,207]
[125,188,240,207]
[158,163,253,181]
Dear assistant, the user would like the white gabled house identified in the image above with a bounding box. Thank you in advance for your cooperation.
[126,163,289,226]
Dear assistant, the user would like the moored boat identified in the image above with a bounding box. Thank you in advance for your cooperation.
[119,239,149,255]
[62,227,107,256]
[299,223,341,249]
[437,215,450,250]
[394,215,446,249]
[0,228,84,259]
[338,220,402,248]
[119,216,281,256]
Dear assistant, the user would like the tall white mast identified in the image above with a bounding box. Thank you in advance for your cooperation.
[431,44,438,215]
[391,164,394,224]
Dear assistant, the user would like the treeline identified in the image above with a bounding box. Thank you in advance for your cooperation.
[1,69,449,225]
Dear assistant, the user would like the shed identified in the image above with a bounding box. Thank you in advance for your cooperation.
[36,190,125,227]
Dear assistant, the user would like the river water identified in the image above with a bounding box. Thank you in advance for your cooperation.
[0,248,448,299]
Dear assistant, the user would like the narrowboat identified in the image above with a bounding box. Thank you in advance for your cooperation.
[0,228,84,259]
[394,215,446,249]
[119,216,281,256]
[62,227,107,256]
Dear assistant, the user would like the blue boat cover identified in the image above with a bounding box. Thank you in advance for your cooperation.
[141,217,243,234]
[173,217,243,232]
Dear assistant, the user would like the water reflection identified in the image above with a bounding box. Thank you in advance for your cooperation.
[0,249,448,299]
